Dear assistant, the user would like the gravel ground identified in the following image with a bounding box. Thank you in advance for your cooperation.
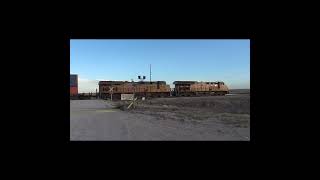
[116,94,250,126]
[70,95,250,141]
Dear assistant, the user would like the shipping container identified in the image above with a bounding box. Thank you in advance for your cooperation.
[70,86,78,96]
[70,74,78,87]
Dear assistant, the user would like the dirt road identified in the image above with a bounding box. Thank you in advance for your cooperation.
[70,98,249,141]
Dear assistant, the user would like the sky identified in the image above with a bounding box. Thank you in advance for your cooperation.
[70,39,250,93]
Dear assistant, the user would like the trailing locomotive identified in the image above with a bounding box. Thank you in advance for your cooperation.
[173,81,229,96]
[99,81,171,100]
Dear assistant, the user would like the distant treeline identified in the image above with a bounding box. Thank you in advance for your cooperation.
[229,89,250,94]
[78,93,97,96]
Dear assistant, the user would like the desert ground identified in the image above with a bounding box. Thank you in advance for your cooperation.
[70,90,250,141]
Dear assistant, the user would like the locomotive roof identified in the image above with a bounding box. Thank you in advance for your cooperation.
[173,81,197,84]
[137,81,166,84]
[98,81,127,85]
[173,81,225,84]
[99,80,167,85]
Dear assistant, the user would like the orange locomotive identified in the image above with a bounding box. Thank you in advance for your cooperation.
[173,81,229,96]
[98,81,171,100]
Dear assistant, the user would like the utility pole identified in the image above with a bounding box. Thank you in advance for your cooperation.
[150,64,151,84]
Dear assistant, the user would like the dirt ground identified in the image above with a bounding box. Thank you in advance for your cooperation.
[113,94,250,131]
[70,94,250,141]
[71,93,250,140]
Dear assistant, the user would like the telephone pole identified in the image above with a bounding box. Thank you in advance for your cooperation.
[150,64,151,84]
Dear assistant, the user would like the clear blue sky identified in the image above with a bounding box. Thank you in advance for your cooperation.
[70,39,250,93]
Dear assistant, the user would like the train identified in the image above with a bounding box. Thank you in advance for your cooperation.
[98,81,171,99]
[70,73,229,100]
[173,81,229,96]
[70,74,78,97]
[98,80,229,100]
